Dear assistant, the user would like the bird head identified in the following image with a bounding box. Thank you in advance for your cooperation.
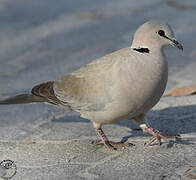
[131,20,183,51]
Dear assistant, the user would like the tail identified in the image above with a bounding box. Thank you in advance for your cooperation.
[0,81,62,105]
[0,94,45,105]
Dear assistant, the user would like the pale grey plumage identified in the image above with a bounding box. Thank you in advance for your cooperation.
[0,20,183,149]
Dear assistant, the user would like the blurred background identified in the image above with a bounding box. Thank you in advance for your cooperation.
[0,0,196,139]
[0,1,196,179]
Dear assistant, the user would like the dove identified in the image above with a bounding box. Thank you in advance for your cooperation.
[0,21,183,149]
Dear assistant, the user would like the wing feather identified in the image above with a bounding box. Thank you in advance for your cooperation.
[31,81,63,105]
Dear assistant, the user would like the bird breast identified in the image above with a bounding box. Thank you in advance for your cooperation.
[118,52,168,117]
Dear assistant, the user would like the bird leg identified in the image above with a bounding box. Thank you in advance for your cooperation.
[95,128,130,150]
[140,124,180,146]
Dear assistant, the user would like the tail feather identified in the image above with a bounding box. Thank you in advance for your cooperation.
[0,81,63,106]
[0,94,45,105]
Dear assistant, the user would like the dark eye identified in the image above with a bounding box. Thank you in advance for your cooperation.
[158,30,165,37]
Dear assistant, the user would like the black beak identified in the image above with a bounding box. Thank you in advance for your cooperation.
[162,34,183,51]
[171,39,183,51]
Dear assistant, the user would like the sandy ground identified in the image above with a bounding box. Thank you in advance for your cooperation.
[0,0,196,179]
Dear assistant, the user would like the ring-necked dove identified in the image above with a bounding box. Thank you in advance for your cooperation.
[0,21,183,149]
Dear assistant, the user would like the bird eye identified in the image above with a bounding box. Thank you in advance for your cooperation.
[158,30,165,37]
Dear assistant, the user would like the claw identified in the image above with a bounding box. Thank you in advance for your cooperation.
[94,140,133,148]
[142,124,180,146]
[95,128,134,150]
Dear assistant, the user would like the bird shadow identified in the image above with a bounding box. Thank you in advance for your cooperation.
[52,104,196,146]
[52,114,90,123]
[119,104,196,146]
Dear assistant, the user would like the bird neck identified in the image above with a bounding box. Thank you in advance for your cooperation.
[130,44,165,57]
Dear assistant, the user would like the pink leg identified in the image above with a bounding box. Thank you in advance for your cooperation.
[95,128,132,150]
[142,124,180,146]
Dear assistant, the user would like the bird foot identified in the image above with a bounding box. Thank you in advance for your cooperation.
[95,127,134,150]
[143,125,180,146]
[93,140,133,149]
